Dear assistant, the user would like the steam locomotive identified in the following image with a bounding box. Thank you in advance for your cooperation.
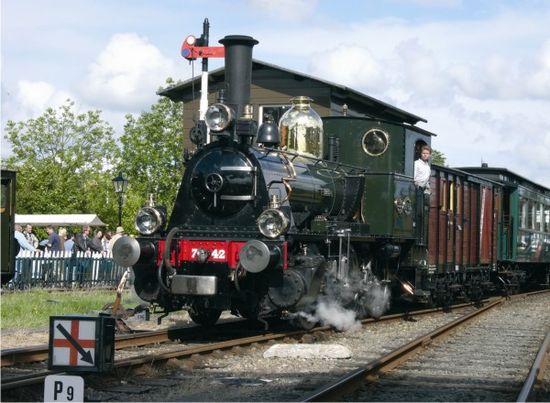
[112,35,550,327]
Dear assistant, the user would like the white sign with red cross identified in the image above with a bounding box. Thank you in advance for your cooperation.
[51,319,96,367]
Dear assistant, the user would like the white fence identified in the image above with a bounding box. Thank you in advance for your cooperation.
[10,250,126,289]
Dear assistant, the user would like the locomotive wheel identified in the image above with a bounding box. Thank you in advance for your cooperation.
[188,306,222,326]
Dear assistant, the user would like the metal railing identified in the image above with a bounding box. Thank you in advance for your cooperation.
[7,250,127,290]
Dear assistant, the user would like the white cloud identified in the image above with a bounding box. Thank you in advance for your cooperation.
[526,39,550,99]
[405,0,462,6]
[247,0,317,21]
[2,81,70,158]
[79,33,179,111]
[18,81,69,114]
[393,38,452,103]
[308,45,388,92]
[413,96,550,188]
[7,80,72,121]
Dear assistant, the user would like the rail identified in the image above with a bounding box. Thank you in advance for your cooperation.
[516,329,550,402]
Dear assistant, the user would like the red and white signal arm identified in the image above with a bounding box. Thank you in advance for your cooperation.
[49,315,115,373]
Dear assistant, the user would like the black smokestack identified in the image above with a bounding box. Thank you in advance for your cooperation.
[218,35,258,120]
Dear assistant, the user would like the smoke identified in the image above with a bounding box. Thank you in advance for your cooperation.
[315,299,361,332]
[291,262,392,332]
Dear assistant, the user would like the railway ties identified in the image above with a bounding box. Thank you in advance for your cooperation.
[302,292,550,402]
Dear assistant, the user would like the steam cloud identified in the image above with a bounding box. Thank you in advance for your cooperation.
[294,262,392,332]
[315,299,361,332]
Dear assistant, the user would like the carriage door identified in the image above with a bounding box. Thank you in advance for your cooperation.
[434,171,456,271]
[445,174,458,269]
[454,177,464,269]
[500,189,511,260]
[479,185,494,265]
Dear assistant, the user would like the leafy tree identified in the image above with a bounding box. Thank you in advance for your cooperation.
[3,100,119,227]
[116,81,185,227]
[431,149,447,166]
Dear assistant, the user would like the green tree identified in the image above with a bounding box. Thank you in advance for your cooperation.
[3,100,119,226]
[431,149,447,166]
[116,83,184,227]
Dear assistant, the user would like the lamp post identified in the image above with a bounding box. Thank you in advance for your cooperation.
[112,172,128,227]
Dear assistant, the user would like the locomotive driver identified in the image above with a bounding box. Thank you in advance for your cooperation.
[414,145,432,242]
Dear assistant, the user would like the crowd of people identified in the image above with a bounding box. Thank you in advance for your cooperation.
[14,223,126,256]
[12,224,128,287]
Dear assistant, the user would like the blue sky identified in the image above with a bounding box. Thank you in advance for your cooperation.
[2,0,550,187]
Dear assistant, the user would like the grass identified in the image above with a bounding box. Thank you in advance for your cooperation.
[0,289,143,329]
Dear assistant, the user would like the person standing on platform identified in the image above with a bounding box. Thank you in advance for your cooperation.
[72,225,92,285]
[23,224,39,249]
[14,224,39,287]
[46,225,62,252]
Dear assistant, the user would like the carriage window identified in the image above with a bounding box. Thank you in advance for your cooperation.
[527,201,535,229]
[449,182,454,212]
[519,199,527,228]
[536,203,543,231]
[456,183,462,214]
[440,178,447,212]
[545,207,550,233]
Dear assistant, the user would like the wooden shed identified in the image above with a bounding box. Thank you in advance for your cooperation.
[158,59,426,150]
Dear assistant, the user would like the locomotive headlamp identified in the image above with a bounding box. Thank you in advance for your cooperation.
[205,103,233,132]
[257,208,289,239]
[135,206,166,235]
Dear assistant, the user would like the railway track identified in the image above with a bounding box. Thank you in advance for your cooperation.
[0,299,490,367]
[2,291,548,401]
[1,301,491,395]
[302,292,550,402]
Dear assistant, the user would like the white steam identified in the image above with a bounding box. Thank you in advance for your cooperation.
[293,261,392,332]
[315,300,361,332]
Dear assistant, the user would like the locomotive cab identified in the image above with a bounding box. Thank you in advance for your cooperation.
[322,117,433,239]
